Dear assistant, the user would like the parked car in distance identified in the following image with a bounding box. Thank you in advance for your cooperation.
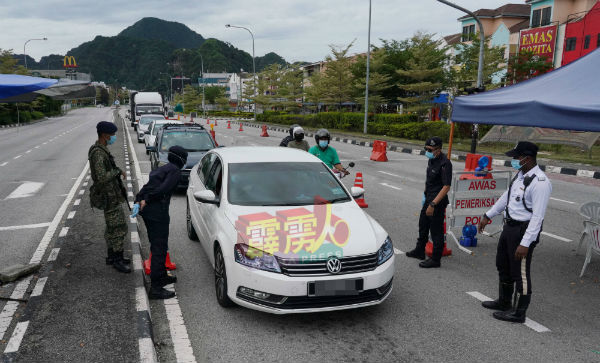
[137,115,166,143]
[144,120,182,155]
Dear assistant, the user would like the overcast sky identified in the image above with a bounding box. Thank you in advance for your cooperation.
[1,0,512,63]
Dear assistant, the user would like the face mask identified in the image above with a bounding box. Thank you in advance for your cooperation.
[425,151,434,159]
[319,140,328,149]
[107,135,116,145]
[511,158,522,170]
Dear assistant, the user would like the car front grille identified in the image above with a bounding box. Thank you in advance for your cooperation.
[277,252,379,276]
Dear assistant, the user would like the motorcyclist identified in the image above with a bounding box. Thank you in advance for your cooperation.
[309,129,349,176]
[279,124,300,147]
[287,126,310,151]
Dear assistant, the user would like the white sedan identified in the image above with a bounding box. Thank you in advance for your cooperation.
[137,115,166,142]
[144,119,182,154]
[186,147,395,314]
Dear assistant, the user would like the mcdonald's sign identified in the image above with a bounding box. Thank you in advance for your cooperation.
[63,56,78,68]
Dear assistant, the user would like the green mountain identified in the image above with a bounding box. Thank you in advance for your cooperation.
[118,17,205,49]
[22,18,288,91]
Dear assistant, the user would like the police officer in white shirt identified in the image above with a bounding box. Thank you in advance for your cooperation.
[478,141,552,323]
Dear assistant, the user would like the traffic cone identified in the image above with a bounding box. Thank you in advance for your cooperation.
[210,129,218,146]
[177,113,180,120]
[143,252,177,275]
[227,120,231,129]
[260,125,269,137]
[425,212,452,257]
[239,123,244,131]
[215,119,218,126]
[353,173,368,208]
[206,118,210,125]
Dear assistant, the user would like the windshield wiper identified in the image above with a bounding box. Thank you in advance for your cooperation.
[328,197,351,204]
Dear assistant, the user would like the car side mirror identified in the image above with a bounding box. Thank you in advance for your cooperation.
[147,145,156,152]
[144,130,150,135]
[350,187,365,199]
[194,190,220,205]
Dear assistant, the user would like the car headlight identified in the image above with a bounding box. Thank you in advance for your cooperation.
[377,237,393,265]
[234,243,281,273]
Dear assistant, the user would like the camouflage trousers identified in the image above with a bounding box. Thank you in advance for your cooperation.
[103,202,128,252]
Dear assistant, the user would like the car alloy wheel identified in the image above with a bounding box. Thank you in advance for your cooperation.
[186,200,198,241]
[214,246,234,307]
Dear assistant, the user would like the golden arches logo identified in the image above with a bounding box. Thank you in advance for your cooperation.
[63,56,77,68]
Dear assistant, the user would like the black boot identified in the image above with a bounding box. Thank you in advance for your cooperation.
[482,282,513,311]
[419,258,440,268]
[112,251,132,273]
[149,286,175,299]
[155,274,177,287]
[406,248,426,260]
[493,293,531,323]
[106,249,131,265]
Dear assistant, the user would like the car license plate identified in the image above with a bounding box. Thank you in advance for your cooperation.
[308,279,363,297]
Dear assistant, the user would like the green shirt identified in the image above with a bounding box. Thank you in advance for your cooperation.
[309,145,340,169]
[287,140,310,151]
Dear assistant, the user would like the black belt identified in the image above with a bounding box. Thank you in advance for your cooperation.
[504,218,529,227]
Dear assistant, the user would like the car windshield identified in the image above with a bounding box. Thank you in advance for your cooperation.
[228,162,351,206]
[160,131,214,152]
[140,116,163,125]
[151,123,169,135]
[137,106,162,115]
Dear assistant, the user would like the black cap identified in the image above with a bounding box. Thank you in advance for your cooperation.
[425,136,442,148]
[505,141,538,158]
[96,121,117,134]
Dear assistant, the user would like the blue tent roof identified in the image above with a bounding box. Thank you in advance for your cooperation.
[0,74,57,99]
[452,48,600,132]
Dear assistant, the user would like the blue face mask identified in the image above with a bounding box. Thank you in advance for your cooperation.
[511,158,522,170]
[319,140,328,149]
[425,151,434,159]
[107,135,116,145]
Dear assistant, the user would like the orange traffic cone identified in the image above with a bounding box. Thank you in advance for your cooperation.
[143,252,177,275]
[239,123,244,131]
[210,129,218,146]
[260,125,269,137]
[214,119,218,126]
[227,120,231,129]
[177,114,180,120]
[425,212,452,257]
[353,173,368,208]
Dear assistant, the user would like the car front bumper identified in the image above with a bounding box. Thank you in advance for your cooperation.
[227,254,395,314]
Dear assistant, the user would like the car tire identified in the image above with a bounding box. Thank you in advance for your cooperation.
[214,245,234,308]
[186,200,199,241]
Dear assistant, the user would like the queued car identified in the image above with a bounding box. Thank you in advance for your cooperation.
[149,123,216,187]
[186,146,395,314]
[144,119,182,154]
[137,115,166,143]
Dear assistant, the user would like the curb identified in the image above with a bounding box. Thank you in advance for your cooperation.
[118,111,158,363]
[229,120,600,180]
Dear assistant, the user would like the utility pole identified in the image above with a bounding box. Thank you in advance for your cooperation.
[23,37,47,69]
[226,24,257,121]
[363,0,372,134]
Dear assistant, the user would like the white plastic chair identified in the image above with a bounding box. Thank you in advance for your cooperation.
[577,201,600,254]
[580,221,600,277]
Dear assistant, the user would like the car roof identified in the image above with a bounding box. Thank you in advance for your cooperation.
[212,146,321,164]
[153,120,181,126]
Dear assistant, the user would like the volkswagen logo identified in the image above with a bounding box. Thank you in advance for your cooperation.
[326,257,342,274]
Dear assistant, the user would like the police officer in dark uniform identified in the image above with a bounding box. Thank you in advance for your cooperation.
[406,136,453,268]
[478,141,552,323]
[131,146,188,299]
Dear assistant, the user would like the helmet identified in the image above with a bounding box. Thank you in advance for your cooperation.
[314,128,330,143]
[293,126,304,141]
[289,124,300,137]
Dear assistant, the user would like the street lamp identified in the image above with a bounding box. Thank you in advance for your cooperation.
[226,24,257,121]
[436,0,485,153]
[23,37,48,69]
[198,53,206,119]
[363,0,372,134]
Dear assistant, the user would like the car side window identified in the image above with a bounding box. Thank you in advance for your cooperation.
[205,158,223,196]
[198,153,216,183]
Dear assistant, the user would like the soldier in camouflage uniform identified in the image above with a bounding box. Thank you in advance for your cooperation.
[88,121,131,273]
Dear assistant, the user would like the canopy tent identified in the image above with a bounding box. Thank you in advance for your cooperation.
[452,48,600,132]
[0,74,90,103]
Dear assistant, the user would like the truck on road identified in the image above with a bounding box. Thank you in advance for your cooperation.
[130,91,164,130]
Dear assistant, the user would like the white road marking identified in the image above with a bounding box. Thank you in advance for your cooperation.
[164,297,198,363]
[83,182,88,187]
[34,146,40,149]
[30,277,48,297]
[131,231,140,244]
[79,189,85,195]
[550,197,575,204]
[0,222,51,231]
[380,182,402,191]
[378,171,402,178]
[47,248,60,262]
[74,199,81,206]
[25,149,32,154]
[4,321,29,353]
[0,162,8,166]
[67,211,76,219]
[139,337,159,363]
[13,154,22,159]
[466,291,550,332]
[128,191,134,198]
[0,302,19,340]
[127,183,133,188]
[5,181,45,199]
[541,231,572,242]
[135,287,150,313]
[394,248,405,255]
[58,227,69,237]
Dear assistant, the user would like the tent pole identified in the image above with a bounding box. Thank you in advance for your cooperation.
[448,121,455,159]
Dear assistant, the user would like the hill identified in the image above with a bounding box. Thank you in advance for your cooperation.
[118,17,205,49]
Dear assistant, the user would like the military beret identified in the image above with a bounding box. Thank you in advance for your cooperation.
[425,136,443,148]
[96,121,117,134]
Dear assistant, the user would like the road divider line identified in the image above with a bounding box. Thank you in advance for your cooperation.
[67,211,76,219]
[74,199,81,206]
[3,321,29,353]
[78,189,85,195]
[0,162,7,166]
[541,231,572,242]
[550,197,576,204]
[164,297,198,363]
[378,171,402,178]
[0,222,51,231]
[47,248,60,262]
[13,155,22,159]
[380,183,402,191]
[30,277,48,297]
[466,291,550,332]
[58,227,69,238]
[5,182,45,199]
